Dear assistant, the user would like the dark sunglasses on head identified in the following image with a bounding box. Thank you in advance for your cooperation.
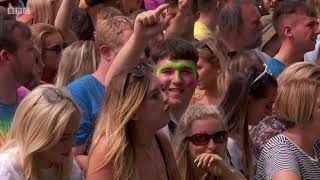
[187,130,228,146]
[123,63,152,97]
[43,42,68,54]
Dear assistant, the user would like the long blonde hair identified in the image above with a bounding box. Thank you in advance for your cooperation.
[0,85,81,180]
[55,40,99,87]
[89,67,151,180]
[174,105,224,180]
[27,0,56,25]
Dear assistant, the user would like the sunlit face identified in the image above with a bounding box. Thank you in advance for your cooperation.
[291,14,320,52]
[155,59,197,108]
[42,32,65,72]
[11,28,42,85]
[247,86,277,125]
[240,4,263,50]
[135,74,170,130]
[197,57,219,90]
[188,117,227,161]
[37,111,80,165]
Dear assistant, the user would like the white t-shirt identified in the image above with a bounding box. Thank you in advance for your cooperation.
[0,150,84,180]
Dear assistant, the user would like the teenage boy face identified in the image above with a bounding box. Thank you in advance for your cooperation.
[155,59,197,108]
[291,14,320,52]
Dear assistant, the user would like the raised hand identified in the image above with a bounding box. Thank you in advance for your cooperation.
[134,4,170,41]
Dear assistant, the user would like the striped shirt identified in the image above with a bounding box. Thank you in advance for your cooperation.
[255,134,320,180]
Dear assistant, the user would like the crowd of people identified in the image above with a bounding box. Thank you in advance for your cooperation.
[0,0,320,179]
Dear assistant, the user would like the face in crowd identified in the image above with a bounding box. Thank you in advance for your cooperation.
[11,28,42,86]
[240,3,264,50]
[187,116,228,161]
[155,59,197,108]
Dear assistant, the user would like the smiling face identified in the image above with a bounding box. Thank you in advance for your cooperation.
[155,59,197,109]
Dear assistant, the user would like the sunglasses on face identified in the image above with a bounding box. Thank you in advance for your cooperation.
[187,130,228,146]
[123,63,152,97]
[43,42,68,54]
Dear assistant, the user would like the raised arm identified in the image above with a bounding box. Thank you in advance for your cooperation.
[164,0,194,40]
[54,0,78,44]
[104,4,170,86]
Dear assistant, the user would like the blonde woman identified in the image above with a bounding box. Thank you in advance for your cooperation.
[256,79,320,179]
[0,85,84,180]
[87,63,181,180]
[251,62,320,157]
[31,23,66,86]
[191,38,228,105]
[55,40,99,87]
[174,105,246,180]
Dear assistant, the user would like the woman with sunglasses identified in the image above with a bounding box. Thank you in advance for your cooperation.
[0,85,84,180]
[218,64,277,179]
[30,23,67,87]
[174,104,245,180]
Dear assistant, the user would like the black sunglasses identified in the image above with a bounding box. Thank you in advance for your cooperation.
[123,63,152,97]
[187,130,228,146]
[43,42,68,54]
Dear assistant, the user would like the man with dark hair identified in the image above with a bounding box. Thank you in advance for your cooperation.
[266,1,320,77]
[164,0,199,41]
[217,0,269,62]
[194,0,225,41]
[151,38,198,137]
[0,20,41,137]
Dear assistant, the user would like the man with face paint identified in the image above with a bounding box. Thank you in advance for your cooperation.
[151,38,199,138]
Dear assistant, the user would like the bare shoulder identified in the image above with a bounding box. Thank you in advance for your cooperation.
[156,130,182,180]
[86,136,114,180]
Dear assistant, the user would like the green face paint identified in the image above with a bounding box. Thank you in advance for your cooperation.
[156,60,196,78]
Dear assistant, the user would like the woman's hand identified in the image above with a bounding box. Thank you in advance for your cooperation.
[194,153,247,180]
[194,153,226,176]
